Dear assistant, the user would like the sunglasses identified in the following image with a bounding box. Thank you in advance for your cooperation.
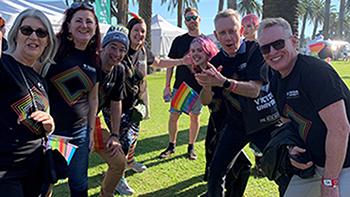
[260,39,286,55]
[70,2,94,10]
[19,26,48,38]
[185,15,198,22]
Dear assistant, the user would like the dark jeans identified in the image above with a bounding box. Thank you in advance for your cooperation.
[54,125,90,197]
[207,122,274,197]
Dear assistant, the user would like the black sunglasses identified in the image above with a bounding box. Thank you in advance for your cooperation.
[19,26,48,38]
[70,2,94,10]
[185,15,198,22]
[260,39,286,55]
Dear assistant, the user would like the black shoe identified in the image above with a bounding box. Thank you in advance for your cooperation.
[159,148,175,159]
[187,150,197,160]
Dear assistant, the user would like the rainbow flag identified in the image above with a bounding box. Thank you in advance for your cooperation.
[47,135,77,165]
[171,82,199,114]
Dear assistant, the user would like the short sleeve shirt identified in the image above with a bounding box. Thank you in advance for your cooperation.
[46,48,100,130]
[270,54,350,167]
[168,33,202,94]
[0,54,48,178]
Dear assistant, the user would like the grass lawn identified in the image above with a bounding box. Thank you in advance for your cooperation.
[53,61,349,197]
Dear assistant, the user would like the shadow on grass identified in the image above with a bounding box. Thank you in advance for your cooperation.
[139,174,206,197]
[89,126,208,169]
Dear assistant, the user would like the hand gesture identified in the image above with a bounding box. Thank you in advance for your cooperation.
[106,135,123,157]
[30,110,55,135]
[288,146,313,170]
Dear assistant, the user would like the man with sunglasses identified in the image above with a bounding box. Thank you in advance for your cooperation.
[257,17,350,197]
[160,7,203,160]
[195,9,286,196]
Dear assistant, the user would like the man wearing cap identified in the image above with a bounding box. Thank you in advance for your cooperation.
[94,25,129,197]
[0,15,8,51]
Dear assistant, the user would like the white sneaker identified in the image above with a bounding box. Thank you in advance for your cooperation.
[115,177,134,196]
[128,162,147,173]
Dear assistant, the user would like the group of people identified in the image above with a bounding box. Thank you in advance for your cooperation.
[0,3,349,197]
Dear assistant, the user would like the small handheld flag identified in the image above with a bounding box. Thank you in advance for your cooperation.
[171,82,199,114]
[47,135,78,165]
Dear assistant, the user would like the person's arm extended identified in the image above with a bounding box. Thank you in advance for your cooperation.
[88,83,99,150]
[152,57,183,68]
[199,86,214,106]
[226,78,262,98]
[320,99,349,184]
[110,100,122,136]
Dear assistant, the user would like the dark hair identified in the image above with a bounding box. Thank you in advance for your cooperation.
[126,17,145,41]
[184,7,199,17]
[55,5,101,67]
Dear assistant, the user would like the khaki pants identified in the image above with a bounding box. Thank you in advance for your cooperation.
[284,166,350,197]
[95,128,126,197]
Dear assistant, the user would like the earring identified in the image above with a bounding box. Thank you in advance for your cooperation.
[67,33,73,41]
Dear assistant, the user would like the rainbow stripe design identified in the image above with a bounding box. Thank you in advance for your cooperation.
[51,66,94,106]
[283,104,312,141]
[171,82,199,114]
[308,41,325,53]
[47,135,77,165]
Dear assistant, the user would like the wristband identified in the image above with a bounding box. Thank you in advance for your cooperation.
[322,177,339,188]
[230,80,238,92]
[110,133,120,139]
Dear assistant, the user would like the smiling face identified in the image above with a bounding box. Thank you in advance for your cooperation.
[243,23,257,41]
[101,41,127,70]
[258,25,298,77]
[190,41,209,68]
[214,16,242,57]
[129,22,146,50]
[184,10,200,32]
[15,17,48,65]
[68,10,97,50]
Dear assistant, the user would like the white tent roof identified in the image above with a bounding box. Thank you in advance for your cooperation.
[0,0,67,34]
[151,14,186,57]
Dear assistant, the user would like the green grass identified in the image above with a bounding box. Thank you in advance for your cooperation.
[53,61,349,197]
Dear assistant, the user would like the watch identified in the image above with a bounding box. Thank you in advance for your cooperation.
[322,177,339,188]
[222,79,231,89]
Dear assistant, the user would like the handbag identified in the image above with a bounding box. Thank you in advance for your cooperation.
[43,147,69,184]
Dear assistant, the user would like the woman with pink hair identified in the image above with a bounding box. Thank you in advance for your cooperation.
[190,36,219,73]
[242,13,260,41]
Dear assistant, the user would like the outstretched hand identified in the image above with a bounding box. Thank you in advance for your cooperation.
[195,63,225,87]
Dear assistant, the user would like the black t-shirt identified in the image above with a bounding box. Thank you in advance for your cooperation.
[209,41,265,129]
[99,63,125,111]
[0,54,48,178]
[168,33,202,94]
[2,38,8,51]
[270,54,350,167]
[46,48,101,130]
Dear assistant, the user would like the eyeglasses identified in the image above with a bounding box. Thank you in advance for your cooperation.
[260,39,286,55]
[70,2,94,10]
[19,26,48,38]
[185,15,198,22]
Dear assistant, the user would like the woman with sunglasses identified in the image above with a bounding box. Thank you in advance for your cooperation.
[44,2,101,196]
[0,9,57,196]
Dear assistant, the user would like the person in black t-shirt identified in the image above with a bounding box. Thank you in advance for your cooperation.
[45,3,101,196]
[159,7,203,161]
[196,9,282,196]
[91,25,129,197]
[258,17,350,197]
[0,9,57,197]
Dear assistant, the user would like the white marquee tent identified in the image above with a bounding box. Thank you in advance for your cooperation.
[151,14,186,57]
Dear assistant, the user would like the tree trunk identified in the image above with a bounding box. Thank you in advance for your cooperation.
[138,0,152,50]
[117,0,128,25]
[312,18,319,39]
[262,0,299,36]
[227,0,237,10]
[338,0,346,39]
[323,0,330,39]
[177,0,183,28]
[300,13,307,48]
[218,0,224,12]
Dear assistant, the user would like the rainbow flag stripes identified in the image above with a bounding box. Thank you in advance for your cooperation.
[171,82,199,114]
[47,135,78,165]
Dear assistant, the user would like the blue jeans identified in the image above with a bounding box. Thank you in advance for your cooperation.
[207,122,274,197]
[54,126,90,197]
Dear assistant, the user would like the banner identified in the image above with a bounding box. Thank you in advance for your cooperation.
[95,0,111,24]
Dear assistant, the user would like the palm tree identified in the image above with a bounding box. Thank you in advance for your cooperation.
[227,0,237,10]
[161,0,199,28]
[338,0,346,39]
[299,0,313,47]
[323,0,331,39]
[311,0,325,39]
[262,0,299,35]
[116,0,129,25]
[138,0,153,49]
[218,0,225,12]
[238,0,262,17]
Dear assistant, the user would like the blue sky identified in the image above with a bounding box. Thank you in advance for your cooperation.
[130,0,340,38]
